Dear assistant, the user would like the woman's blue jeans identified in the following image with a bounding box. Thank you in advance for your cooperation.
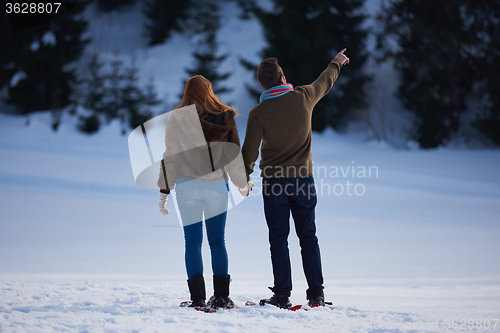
[176,188,229,280]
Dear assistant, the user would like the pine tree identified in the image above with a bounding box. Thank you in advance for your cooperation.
[83,54,107,114]
[142,79,163,117]
[143,0,194,46]
[238,0,370,132]
[78,55,161,134]
[0,0,90,117]
[376,0,499,148]
[121,58,158,130]
[182,1,231,98]
[78,54,107,133]
[77,113,101,134]
[469,1,500,146]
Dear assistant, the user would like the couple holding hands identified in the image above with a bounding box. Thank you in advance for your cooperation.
[157,49,349,310]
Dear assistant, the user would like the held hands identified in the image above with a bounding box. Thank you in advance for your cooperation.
[335,48,350,65]
[158,192,170,216]
[159,180,254,215]
[238,181,256,197]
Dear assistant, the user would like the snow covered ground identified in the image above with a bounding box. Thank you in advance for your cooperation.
[1,111,499,332]
[1,0,500,331]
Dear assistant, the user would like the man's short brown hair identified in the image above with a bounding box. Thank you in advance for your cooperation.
[257,57,284,90]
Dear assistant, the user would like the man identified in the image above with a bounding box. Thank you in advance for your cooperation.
[241,49,350,308]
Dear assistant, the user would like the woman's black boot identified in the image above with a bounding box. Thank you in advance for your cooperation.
[208,275,235,309]
[187,274,206,307]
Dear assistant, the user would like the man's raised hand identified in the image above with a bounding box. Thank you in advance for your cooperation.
[335,48,350,65]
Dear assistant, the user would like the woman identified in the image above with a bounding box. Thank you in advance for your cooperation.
[156,75,252,309]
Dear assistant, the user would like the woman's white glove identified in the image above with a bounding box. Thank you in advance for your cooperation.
[158,193,170,216]
[238,181,256,197]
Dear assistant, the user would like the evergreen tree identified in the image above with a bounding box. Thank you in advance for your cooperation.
[106,57,126,123]
[83,54,107,115]
[181,1,231,98]
[78,55,161,134]
[0,0,90,118]
[238,0,370,132]
[143,0,194,46]
[469,1,500,146]
[142,79,163,118]
[376,0,499,148]
[79,54,107,133]
[121,58,159,130]
[77,113,101,134]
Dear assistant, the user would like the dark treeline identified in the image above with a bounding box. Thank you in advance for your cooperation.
[376,0,500,148]
[0,0,91,130]
[0,0,498,147]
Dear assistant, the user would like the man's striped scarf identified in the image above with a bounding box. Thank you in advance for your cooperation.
[259,83,294,102]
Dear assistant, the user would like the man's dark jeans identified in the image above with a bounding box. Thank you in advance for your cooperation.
[262,175,324,299]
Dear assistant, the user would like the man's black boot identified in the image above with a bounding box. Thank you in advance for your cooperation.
[307,291,325,307]
[259,289,292,309]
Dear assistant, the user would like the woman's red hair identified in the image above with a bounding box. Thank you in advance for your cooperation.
[177,75,236,117]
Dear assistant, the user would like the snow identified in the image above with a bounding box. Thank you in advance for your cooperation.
[9,71,27,88]
[41,31,56,46]
[2,279,498,332]
[30,40,40,52]
[1,1,499,331]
